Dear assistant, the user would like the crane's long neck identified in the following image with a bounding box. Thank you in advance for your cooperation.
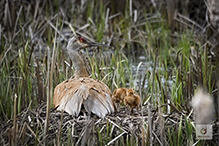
[68,50,89,78]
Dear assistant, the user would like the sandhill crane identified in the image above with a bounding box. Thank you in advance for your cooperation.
[112,88,127,105]
[53,34,115,118]
[124,88,140,112]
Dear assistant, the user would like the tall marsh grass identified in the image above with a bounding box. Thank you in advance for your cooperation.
[0,0,218,145]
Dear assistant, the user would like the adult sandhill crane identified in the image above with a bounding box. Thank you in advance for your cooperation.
[53,34,115,118]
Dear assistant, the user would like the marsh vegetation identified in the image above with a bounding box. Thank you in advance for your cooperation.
[0,0,219,145]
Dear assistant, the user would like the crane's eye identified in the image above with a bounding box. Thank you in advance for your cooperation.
[79,37,87,43]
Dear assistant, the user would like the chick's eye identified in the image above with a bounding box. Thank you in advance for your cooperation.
[79,37,86,43]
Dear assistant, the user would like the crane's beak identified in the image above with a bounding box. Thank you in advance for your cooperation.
[87,41,110,48]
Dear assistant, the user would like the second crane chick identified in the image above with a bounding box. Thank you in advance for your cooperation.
[112,88,127,106]
[124,89,140,112]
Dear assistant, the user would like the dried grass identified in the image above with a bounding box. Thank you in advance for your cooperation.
[1,102,219,145]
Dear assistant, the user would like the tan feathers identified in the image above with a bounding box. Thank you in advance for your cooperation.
[124,89,141,112]
[112,88,141,112]
[53,77,115,118]
[112,88,127,105]
[53,35,115,118]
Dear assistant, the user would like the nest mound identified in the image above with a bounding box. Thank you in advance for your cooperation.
[0,103,218,145]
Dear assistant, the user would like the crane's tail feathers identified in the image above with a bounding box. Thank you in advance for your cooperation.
[83,90,114,118]
[57,84,90,116]
[105,93,115,112]
[56,83,114,118]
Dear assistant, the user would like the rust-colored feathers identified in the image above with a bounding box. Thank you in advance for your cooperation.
[124,89,141,112]
[53,34,114,118]
[53,34,141,118]
[112,88,141,112]
[53,77,115,118]
[112,88,127,104]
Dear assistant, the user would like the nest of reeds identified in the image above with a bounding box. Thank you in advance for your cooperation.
[1,102,219,145]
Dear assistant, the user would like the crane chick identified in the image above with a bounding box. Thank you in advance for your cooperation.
[124,88,140,112]
[112,88,127,106]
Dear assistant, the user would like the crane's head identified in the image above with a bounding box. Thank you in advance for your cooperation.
[127,89,134,96]
[67,34,110,52]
